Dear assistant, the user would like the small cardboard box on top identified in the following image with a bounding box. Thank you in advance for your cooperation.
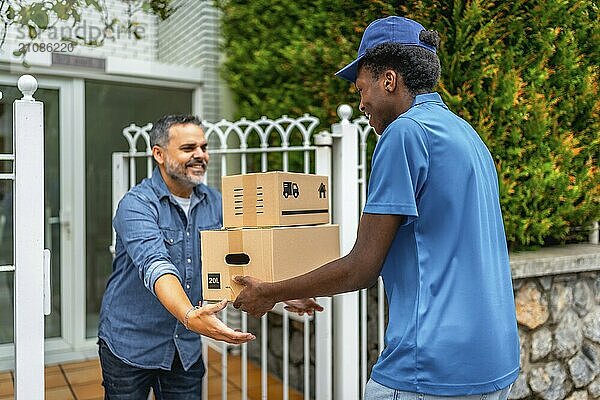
[222,172,329,228]
[201,224,339,301]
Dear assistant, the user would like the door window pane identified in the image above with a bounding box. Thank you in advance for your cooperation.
[0,86,61,344]
[0,182,13,344]
[85,81,192,338]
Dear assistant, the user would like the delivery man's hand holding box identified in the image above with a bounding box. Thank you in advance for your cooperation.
[200,172,339,314]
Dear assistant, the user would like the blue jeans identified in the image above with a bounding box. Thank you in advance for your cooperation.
[99,339,205,400]
[364,379,512,400]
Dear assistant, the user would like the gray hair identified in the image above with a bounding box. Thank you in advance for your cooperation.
[149,115,204,147]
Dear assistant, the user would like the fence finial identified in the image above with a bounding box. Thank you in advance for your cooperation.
[314,130,333,146]
[337,104,353,122]
[17,75,38,101]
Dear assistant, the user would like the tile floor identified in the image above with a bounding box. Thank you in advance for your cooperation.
[0,358,103,400]
[0,347,304,400]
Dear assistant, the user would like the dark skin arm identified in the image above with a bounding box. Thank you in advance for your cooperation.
[233,213,403,317]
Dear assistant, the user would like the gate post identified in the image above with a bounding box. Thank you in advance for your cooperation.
[330,105,360,400]
[13,75,45,399]
[314,130,333,400]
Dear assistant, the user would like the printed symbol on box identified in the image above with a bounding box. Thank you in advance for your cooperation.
[282,181,299,198]
[318,182,327,198]
[207,273,221,289]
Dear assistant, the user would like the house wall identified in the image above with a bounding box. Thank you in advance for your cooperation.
[158,0,222,121]
[1,0,226,122]
[3,0,158,61]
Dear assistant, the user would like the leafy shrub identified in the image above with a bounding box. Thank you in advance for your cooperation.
[216,0,599,250]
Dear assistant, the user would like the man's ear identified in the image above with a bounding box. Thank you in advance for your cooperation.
[384,70,398,93]
[152,145,165,165]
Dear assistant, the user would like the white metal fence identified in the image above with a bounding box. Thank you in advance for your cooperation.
[110,100,412,399]
[110,105,393,399]
[203,113,334,400]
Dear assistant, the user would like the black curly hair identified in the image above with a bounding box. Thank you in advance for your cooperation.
[358,30,441,96]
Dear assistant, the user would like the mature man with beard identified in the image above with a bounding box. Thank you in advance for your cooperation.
[98,115,255,399]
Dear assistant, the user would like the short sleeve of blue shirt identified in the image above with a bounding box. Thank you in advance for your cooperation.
[364,117,429,225]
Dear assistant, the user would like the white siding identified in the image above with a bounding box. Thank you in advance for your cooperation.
[158,0,221,121]
[3,0,158,61]
[2,0,222,117]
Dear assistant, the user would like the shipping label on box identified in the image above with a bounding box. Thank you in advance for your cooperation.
[201,224,340,301]
[222,172,329,228]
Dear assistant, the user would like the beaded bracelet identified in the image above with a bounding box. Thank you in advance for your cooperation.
[184,305,201,330]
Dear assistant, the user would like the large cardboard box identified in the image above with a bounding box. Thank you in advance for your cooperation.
[222,172,329,228]
[201,224,339,301]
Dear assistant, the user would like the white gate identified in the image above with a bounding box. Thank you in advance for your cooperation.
[111,108,366,399]
[204,113,333,400]
[110,105,397,399]
[0,75,51,398]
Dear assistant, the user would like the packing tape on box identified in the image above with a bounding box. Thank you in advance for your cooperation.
[241,174,258,227]
[227,229,243,253]
[227,229,246,297]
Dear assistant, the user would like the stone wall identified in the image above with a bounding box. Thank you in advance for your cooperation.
[509,245,600,400]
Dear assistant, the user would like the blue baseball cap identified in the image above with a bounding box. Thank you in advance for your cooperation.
[335,16,436,83]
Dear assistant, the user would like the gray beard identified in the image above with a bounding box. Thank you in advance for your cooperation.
[164,157,204,188]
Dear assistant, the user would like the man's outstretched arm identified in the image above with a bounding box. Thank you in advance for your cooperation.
[233,213,403,316]
[155,274,255,344]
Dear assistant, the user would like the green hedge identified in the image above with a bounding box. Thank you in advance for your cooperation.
[216,0,599,250]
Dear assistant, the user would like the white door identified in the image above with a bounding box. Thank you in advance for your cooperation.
[0,75,81,372]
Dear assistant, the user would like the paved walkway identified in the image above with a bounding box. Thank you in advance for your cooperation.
[0,347,303,399]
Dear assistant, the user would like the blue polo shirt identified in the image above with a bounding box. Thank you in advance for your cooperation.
[364,93,519,395]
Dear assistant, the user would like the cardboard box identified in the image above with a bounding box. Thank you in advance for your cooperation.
[201,224,339,301]
[222,172,329,228]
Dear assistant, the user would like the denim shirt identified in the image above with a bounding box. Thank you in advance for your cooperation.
[98,167,222,370]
